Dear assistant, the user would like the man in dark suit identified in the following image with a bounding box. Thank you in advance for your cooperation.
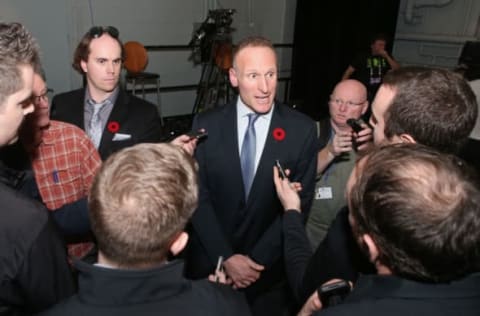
[186,36,317,315]
[51,26,161,160]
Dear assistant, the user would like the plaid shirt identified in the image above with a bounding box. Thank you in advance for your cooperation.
[32,120,101,259]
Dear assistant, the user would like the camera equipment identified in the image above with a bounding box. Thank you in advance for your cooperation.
[189,9,236,114]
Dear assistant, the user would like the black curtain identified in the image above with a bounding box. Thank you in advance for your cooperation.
[290,0,401,120]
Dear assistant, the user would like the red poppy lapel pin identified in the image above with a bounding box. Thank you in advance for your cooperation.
[273,127,286,141]
[107,121,120,134]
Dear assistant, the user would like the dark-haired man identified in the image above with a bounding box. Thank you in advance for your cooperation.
[277,144,480,315]
[280,66,478,308]
[51,26,162,160]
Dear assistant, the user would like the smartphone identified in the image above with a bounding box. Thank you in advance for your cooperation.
[214,256,224,282]
[317,280,351,308]
[346,118,365,133]
[275,159,287,179]
[187,129,208,140]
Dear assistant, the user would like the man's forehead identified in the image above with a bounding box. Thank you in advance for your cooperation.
[88,36,121,57]
[333,80,366,98]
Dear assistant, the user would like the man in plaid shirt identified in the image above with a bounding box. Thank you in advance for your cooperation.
[21,68,101,259]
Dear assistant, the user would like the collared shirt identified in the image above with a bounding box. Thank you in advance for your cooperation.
[31,120,102,259]
[84,87,119,136]
[236,98,274,172]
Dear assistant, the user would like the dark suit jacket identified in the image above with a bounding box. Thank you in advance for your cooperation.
[186,99,317,297]
[51,88,162,160]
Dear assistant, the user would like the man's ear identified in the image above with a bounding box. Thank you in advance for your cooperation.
[398,133,416,144]
[169,232,189,256]
[80,59,88,73]
[362,233,379,263]
[229,67,239,87]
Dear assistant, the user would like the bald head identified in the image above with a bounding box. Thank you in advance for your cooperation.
[333,80,367,99]
[329,79,368,130]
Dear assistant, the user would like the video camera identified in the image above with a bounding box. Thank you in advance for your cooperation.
[189,9,236,48]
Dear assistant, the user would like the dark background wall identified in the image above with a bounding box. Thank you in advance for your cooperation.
[290,0,401,120]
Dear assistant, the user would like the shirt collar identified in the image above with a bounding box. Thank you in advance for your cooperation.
[236,97,275,121]
[85,86,119,105]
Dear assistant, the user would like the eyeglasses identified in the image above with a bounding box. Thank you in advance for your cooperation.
[88,26,119,39]
[330,97,366,107]
[32,88,54,105]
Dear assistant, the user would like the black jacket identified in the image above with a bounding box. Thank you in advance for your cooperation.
[283,207,375,305]
[40,259,251,316]
[317,273,480,315]
[0,165,75,315]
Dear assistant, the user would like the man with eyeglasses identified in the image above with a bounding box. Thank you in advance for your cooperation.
[51,26,162,161]
[2,67,102,260]
[305,79,372,250]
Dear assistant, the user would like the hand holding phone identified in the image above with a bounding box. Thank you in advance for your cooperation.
[275,159,288,179]
[187,129,208,140]
[346,118,365,133]
[317,279,351,308]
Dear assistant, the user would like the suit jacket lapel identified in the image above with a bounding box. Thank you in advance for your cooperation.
[98,90,129,154]
[221,102,246,197]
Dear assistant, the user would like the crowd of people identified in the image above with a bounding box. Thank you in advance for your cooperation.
[0,21,479,316]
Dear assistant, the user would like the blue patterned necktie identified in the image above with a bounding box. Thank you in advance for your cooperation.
[88,101,107,149]
[240,113,259,199]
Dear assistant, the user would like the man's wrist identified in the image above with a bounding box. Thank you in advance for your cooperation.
[285,208,301,213]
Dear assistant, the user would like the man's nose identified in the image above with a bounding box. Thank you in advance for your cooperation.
[258,76,269,92]
[106,62,115,73]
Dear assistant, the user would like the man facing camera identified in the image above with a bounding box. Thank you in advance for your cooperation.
[41,143,251,316]
[51,26,162,160]
[186,35,317,314]
[306,79,372,249]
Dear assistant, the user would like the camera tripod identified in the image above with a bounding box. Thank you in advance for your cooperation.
[191,37,235,114]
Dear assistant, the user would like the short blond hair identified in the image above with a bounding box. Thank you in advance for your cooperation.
[89,143,198,267]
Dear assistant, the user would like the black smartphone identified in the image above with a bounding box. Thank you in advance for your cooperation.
[346,118,365,133]
[187,129,208,140]
[317,280,351,308]
[275,159,287,179]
